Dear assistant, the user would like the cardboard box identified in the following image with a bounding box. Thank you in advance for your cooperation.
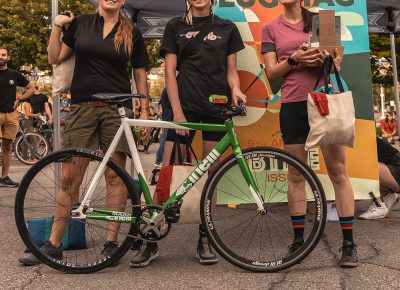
[310,10,344,57]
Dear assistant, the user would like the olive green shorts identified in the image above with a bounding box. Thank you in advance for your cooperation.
[62,104,133,154]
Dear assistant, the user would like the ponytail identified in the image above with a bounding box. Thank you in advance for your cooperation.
[114,11,133,57]
[301,6,314,33]
[184,0,215,26]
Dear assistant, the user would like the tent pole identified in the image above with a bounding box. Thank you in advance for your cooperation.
[52,0,61,192]
[390,33,400,137]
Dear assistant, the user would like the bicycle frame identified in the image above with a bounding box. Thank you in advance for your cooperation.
[71,106,264,223]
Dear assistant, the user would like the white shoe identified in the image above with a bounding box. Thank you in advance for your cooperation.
[359,203,389,220]
[383,193,400,210]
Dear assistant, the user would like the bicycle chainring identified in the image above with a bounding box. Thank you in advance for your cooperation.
[136,205,171,241]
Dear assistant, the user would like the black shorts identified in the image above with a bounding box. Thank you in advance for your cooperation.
[166,111,225,143]
[280,101,310,145]
[388,152,400,184]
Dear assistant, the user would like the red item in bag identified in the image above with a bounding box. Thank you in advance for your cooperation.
[154,165,174,203]
[310,92,329,116]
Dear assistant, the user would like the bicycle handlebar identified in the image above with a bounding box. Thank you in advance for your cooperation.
[221,100,247,119]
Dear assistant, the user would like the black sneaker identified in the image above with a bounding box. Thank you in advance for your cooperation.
[101,241,119,266]
[0,176,19,187]
[339,240,359,268]
[288,237,304,255]
[196,237,218,265]
[19,241,63,266]
[130,242,159,268]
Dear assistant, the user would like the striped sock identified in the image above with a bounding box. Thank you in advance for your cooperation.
[291,215,305,238]
[339,216,354,243]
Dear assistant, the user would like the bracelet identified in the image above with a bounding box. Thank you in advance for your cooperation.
[53,22,63,29]
[141,107,150,110]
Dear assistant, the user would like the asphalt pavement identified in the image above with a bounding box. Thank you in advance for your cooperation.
[1,146,399,290]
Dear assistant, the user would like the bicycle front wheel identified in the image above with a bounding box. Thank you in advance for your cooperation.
[13,132,49,165]
[15,149,140,273]
[201,147,326,272]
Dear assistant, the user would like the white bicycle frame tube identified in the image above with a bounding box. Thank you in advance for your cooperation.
[77,107,194,212]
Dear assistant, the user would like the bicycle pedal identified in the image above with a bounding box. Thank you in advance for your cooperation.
[164,200,183,223]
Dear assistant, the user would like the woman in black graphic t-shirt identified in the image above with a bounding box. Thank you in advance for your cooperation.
[131,0,246,268]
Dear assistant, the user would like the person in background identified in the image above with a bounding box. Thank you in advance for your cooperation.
[27,83,53,125]
[59,91,71,126]
[380,112,397,144]
[0,46,34,187]
[359,137,400,219]
[154,89,172,167]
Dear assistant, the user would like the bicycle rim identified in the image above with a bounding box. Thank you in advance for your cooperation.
[14,133,49,165]
[201,147,326,272]
[15,149,140,273]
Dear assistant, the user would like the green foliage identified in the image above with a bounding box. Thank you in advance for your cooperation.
[369,34,400,86]
[0,0,94,73]
[144,39,163,72]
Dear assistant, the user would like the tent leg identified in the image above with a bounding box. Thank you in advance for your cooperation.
[52,0,60,193]
[390,33,400,137]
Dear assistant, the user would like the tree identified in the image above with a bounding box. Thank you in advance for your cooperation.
[0,1,163,76]
[369,34,400,86]
[0,0,93,72]
[144,39,163,72]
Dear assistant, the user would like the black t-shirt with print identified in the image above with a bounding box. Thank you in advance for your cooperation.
[63,13,150,107]
[29,93,49,114]
[0,68,29,112]
[160,15,244,116]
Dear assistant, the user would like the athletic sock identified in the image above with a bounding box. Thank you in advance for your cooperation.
[339,216,354,244]
[291,215,305,239]
[199,224,207,238]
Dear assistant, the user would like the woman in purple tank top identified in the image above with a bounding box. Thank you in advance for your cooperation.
[261,0,358,268]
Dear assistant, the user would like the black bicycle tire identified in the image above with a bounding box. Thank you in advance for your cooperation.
[200,146,326,272]
[13,132,49,165]
[15,149,140,274]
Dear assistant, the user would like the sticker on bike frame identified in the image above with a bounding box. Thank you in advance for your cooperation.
[209,95,228,104]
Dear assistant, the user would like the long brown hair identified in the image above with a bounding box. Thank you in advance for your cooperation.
[184,0,215,25]
[114,10,133,57]
[301,1,314,33]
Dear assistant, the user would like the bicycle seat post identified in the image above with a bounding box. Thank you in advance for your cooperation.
[117,103,127,118]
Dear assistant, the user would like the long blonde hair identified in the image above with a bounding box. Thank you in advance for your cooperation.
[114,10,133,57]
[184,0,215,25]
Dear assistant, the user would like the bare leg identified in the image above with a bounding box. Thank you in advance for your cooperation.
[105,152,127,242]
[320,144,354,217]
[1,138,13,178]
[379,163,400,193]
[284,144,308,216]
[49,157,90,246]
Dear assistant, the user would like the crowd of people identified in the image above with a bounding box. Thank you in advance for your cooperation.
[0,0,399,271]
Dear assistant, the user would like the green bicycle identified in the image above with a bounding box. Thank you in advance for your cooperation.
[15,93,326,273]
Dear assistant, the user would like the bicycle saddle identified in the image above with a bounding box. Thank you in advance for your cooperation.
[92,93,146,103]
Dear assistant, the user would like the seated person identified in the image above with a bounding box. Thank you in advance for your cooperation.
[380,112,397,144]
[359,137,400,219]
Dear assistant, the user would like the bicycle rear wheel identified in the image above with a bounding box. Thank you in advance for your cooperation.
[200,147,326,272]
[15,149,140,273]
[13,132,49,165]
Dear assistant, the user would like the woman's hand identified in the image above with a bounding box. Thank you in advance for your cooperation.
[232,87,247,106]
[173,112,189,136]
[54,11,74,27]
[332,48,342,71]
[139,108,150,141]
[292,45,325,67]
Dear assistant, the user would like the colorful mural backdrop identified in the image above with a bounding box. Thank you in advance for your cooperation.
[193,0,378,200]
